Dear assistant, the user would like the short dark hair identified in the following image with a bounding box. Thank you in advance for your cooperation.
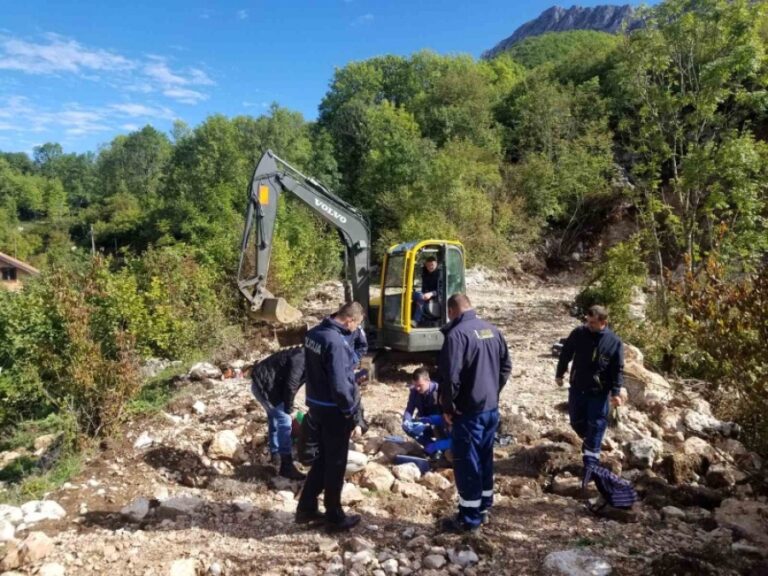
[412,367,430,381]
[447,293,471,311]
[336,301,364,321]
[587,305,609,322]
[425,255,437,262]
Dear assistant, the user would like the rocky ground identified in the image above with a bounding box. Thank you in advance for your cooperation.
[1,270,767,576]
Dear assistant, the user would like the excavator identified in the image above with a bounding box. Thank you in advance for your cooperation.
[236,149,466,363]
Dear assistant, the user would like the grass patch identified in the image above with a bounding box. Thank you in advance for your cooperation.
[126,364,188,416]
[0,451,83,505]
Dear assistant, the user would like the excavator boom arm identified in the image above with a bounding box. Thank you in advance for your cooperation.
[237,150,371,319]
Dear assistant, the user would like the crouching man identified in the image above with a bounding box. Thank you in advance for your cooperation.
[250,346,306,480]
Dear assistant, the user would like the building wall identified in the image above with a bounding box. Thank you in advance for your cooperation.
[0,268,34,292]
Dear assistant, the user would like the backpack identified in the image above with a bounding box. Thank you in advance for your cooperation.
[583,462,638,509]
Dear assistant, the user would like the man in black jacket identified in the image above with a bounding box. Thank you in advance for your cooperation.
[296,302,364,532]
[250,346,306,480]
[438,293,512,532]
[413,255,440,326]
[556,305,625,475]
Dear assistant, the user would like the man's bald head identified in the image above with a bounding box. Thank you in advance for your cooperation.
[447,293,471,320]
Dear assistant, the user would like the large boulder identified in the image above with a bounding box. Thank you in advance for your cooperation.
[543,548,612,576]
[188,362,222,381]
[623,348,673,408]
[358,463,395,492]
[345,450,368,474]
[392,463,422,483]
[683,410,740,439]
[714,498,768,546]
[207,430,241,460]
[658,453,706,485]
[624,438,663,470]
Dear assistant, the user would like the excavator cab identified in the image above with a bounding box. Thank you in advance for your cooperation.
[370,240,466,353]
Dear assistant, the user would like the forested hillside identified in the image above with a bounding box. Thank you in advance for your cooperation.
[1,0,767,491]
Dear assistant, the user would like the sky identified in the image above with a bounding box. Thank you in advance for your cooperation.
[0,0,656,155]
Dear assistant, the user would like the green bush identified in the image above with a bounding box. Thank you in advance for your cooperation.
[576,238,647,325]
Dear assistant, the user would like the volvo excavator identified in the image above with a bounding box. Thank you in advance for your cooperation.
[236,149,466,358]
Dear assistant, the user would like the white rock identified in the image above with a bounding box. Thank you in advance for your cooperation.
[448,548,479,568]
[33,434,60,453]
[39,563,66,576]
[381,559,399,575]
[420,472,452,492]
[543,549,612,576]
[170,558,198,576]
[0,505,23,525]
[661,506,686,521]
[624,438,662,469]
[192,401,206,415]
[20,500,66,524]
[392,463,422,483]
[0,519,14,542]
[349,550,374,565]
[208,430,241,460]
[208,561,223,576]
[133,431,155,449]
[121,498,150,522]
[346,450,368,474]
[157,496,204,519]
[359,463,396,492]
[189,362,222,381]
[341,483,365,505]
[422,554,446,570]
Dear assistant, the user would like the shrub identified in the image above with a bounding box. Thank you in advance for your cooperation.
[576,237,647,325]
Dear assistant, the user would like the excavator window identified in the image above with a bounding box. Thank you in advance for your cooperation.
[382,252,406,326]
[445,245,466,300]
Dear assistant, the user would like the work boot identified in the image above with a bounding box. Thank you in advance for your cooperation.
[295,508,324,525]
[270,453,281,471]
[438,515,479,534]
[326,513,361,533]
[278,454,306,480]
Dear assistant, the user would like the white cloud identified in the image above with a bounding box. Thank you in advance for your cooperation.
[121,123,140,131]
[110,103,175,119]
[237,9,248,20]
[0,33,215,105]
[0,34,134,74]
[242,101,269,108]
[163,87,207,104]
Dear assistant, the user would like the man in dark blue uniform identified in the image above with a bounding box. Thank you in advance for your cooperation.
[556,305,625,478]
[438,293,512,532]
[296,302,364,532]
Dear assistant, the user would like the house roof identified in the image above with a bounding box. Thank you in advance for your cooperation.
[0,251,40,275]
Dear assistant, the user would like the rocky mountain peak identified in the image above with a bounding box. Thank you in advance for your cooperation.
[483,4,635,59]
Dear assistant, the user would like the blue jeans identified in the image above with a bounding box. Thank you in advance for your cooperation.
[568,388,610,457]
[251,383,293,455]
[452,408,499,528]
[412,291,439,324]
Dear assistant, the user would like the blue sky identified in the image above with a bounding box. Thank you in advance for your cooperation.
[0,1,655,154]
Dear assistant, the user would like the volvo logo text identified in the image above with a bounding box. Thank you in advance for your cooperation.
[314,199,347,223]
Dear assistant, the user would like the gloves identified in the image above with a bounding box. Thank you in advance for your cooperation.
[418,415,444,426]
[402,419,427,437]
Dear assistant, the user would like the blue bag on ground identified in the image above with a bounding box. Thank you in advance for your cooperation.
[583,462,638,509]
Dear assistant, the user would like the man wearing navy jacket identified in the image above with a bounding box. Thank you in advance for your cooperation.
[296,302,364,532]
[438,293,512,532]
[556,305,625,477]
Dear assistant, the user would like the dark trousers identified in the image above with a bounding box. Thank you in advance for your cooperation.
[452,408,499,528]
[297,406,352,521]
[568,388,610,457]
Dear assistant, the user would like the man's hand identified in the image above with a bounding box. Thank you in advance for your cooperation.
[351,425,363,439]
[555,377,564,388]
[423,291,434,301]
[443,412,453,427]
[610,395,624,407]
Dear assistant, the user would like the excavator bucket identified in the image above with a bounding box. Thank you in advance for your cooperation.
[252,297,304,324]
